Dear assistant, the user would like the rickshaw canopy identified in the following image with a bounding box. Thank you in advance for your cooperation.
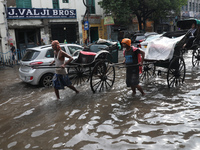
[177,19,200,29]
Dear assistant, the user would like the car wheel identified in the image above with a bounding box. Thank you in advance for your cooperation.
[40,73,53,87]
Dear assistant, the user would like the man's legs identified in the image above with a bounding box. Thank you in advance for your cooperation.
[131,85,145,96]
[131,87,136,96]
[54,88,60,100]
[136,85,145,95]
[68,85,79,94]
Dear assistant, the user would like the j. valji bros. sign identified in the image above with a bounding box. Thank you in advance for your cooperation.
[7,8,76,19]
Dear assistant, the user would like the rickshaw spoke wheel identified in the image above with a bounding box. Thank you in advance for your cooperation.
[68,66,91,86]
[167,57,185,88]
[192,49,200,67]
[90,60,115,93]
[140,63,155,82]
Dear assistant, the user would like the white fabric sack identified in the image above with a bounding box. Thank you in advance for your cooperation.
[145,35,184,61]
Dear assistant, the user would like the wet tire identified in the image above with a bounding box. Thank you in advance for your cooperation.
[192,49,200,67]
[140,63,156,82]
[167,57,185,88]
[90,60,115,93]
[40,73,53,87]
[68,66,91,85]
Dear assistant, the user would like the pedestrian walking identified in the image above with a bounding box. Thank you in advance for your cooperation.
[10,43,16,64]
[121,38,145,96]
[41,38,45,45]
[50,40,79,100]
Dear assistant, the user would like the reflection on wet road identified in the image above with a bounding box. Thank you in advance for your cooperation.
[0,52,200,149]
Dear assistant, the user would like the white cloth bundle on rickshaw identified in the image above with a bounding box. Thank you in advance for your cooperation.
[145,35,184,61]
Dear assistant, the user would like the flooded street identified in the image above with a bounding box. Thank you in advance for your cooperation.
[1,51,200,150]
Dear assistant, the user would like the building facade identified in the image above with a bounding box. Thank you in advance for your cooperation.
[0,0,108,54]
[181,0,200,19]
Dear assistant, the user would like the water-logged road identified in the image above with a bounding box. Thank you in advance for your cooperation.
[0,51,200,150]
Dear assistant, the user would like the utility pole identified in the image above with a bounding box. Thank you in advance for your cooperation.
[83,0,90,44]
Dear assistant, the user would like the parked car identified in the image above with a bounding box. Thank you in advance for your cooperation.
[139,34,163,51]
[19,43,84,87]
[132,32,158,47]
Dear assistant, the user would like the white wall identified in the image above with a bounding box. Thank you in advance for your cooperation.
[32,0,52,8]
[0,0,9,53]
[1,0,105,53]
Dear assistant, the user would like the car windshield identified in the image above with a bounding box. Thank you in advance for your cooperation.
[89,45,108,53]
[68,46,83,55]
[145,35,161,42]
[22,50,40,61]
[135,36,145,41]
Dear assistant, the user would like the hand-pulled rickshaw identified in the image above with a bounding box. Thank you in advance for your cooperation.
[67,45,116,93]
[140,30,187,88]
[177,19,200,66]
[139,19,200,88]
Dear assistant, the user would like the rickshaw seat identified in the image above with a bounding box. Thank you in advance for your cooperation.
[76,51,96,64]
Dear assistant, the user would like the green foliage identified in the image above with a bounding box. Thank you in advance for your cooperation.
[98,0,188,31]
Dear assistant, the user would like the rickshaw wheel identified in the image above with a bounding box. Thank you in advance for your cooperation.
[90,60,115,93]
[68,65,91,85]
[140,63,156,82]
[167,56,185,88]
[192,48,200,67]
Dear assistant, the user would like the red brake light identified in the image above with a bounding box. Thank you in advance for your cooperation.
[138,44,141,48]
[29,61,43,66]
[139,39,144,42]
[30,76,33,80]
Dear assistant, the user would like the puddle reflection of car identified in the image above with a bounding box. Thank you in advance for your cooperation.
[19,44,83,87]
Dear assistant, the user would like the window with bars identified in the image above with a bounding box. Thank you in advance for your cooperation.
[182,6,185,11]
[53,0,59,9]
[16,0,32,8]
[63,0,69,3]
[199,4,200,12]
[87,0,95,14]
[192,2,195,11]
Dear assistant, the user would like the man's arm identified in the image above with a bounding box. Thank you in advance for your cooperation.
[49,60,55,66]
[139,49,145,65]
[61,50,73,67]
[13,46,16,52]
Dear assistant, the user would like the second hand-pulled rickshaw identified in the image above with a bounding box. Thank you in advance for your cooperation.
[177,18,200,66]
[140,29,187,88]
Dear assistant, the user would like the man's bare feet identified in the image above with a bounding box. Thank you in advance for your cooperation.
[132,92,136,97]
[75,90,79,94]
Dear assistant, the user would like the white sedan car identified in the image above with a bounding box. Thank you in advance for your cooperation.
[139,34,163,52]
[19,43,83,87]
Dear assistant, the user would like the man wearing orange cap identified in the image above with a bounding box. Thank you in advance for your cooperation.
[50,40,79,100]
[121,38,145,96]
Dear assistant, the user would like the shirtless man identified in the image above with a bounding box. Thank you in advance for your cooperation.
[50,40,79,100]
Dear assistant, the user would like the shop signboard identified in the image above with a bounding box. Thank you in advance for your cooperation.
[7,8,76,19]
[104,16,114,26]
[84,21,89,30]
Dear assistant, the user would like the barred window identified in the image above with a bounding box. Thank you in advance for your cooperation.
[63,0,69,3]
[16,0,32,8]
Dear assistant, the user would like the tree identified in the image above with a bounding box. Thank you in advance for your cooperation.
[98,0,188,32]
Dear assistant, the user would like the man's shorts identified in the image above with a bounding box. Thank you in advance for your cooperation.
[53,74,72,89]
[126,67,139,87]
